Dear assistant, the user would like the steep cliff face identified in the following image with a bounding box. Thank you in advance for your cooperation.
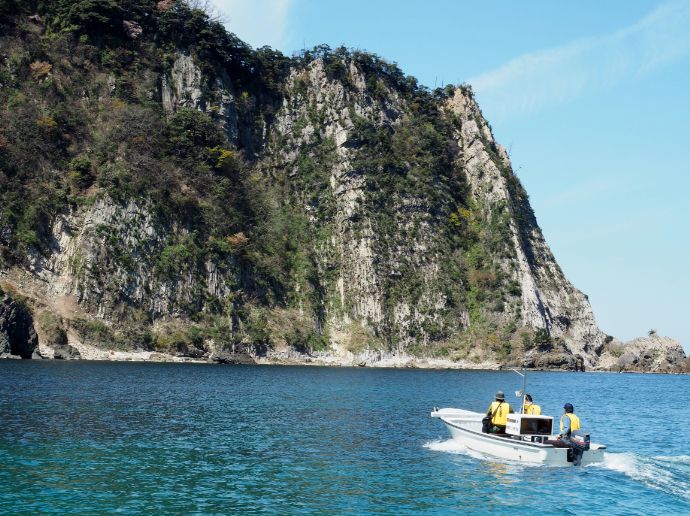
[0,2,664,369]
[267,59,459,352]
[444,91,605,366]
[32,196,237,319]
[260,59,605,365]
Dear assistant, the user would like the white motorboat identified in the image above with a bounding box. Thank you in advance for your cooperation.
[431,407,606,466]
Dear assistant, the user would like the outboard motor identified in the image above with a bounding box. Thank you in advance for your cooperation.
[565,430,590,466]
[570,430,591,451]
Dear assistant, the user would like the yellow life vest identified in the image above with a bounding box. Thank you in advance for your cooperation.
[559,413,581,432]
[488,401,510,426]
[524,403,541,415]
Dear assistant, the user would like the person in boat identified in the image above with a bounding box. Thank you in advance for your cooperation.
[522,394,541,415]
[486,390,512,433]
[559,403,580,437]
[557,402,585,465]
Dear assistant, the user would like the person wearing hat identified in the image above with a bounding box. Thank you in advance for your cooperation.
[559,403,580,438]
[522,394,541,415]
[486,390,512,433]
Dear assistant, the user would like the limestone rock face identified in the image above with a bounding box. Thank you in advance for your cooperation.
[0,287,39,359]
[161,52,240,144]
[162,53,203,113]
[29,196,246,321]
[270,61,429,347]
[445,89,606,366]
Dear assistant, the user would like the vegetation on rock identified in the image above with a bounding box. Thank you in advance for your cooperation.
[2,1,667,370]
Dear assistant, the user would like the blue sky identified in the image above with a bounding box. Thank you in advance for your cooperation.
[211,0,690,351]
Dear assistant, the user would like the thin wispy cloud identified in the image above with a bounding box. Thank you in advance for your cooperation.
[209,0,294,51]
[469,0,690,120]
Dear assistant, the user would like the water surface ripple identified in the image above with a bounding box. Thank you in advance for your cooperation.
[1,361,688,514]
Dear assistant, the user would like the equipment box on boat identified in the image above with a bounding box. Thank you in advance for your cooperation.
[506,414,553,437]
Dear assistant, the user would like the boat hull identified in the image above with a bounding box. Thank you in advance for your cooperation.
[432,408,605,466]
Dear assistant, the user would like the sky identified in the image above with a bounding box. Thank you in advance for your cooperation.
[210,0,690,352]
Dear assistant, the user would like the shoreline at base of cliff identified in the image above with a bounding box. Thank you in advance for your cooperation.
[3,346,687,374]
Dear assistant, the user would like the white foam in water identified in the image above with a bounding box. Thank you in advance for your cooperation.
[424,438,500,463]
[598,452,690,501]
[424,439,469,454]
[427,441,690,493]
[653,455,690,464]
[598,452,639,475]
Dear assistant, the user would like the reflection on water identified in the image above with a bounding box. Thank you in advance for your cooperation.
[484,460,516,480]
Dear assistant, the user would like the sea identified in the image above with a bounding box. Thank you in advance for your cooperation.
[1,361,688,515]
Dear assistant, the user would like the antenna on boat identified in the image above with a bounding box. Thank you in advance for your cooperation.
[511,366,527,414]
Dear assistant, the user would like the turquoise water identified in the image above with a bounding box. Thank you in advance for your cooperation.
[1,361,689,514]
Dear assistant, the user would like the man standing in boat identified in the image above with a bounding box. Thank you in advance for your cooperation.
[485,391,512,433]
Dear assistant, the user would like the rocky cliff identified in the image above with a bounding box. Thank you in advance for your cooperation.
[597,334,688,373]
[0,1,685,370]
[0,285,39,358]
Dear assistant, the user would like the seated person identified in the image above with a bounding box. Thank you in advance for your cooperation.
[559,403,580,438]
[546,403,585,465]
[523,394,541,415]
[486,390,512,433]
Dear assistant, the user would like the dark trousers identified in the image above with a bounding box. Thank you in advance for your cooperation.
[547,437,584,465]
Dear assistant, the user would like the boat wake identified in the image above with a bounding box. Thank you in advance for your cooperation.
[596,453,690,501]
[424,439,470,455]
[426,439,690,498]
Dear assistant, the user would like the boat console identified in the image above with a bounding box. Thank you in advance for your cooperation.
[505,414,553,443]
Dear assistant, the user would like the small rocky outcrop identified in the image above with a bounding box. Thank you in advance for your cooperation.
[53,344,81,360]
[210,351,256,365]
[0,286,39,359]
[122,20,142,40]
[35,311,81,359]
[523,352,585,371]
[597,335,687,373]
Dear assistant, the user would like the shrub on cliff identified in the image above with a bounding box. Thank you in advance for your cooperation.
[37,311,68,347]
[48,0,126,36]
[167,107,223,160]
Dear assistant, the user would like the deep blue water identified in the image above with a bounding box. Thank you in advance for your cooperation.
[1,361,688,515]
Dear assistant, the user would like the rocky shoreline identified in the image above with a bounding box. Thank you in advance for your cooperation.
[2,278,688,373]
[3,339,688,374]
